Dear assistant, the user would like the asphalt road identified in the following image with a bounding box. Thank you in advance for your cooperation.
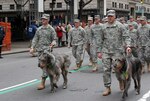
[0,47,150,101]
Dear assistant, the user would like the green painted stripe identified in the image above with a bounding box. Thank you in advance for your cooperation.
[69,59,102,73]
[0,80,40,95]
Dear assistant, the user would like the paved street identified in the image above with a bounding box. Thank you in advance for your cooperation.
[0,47,150,101]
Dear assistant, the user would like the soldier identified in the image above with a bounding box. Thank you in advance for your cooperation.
[137,16,150,73]
[0,26,5,58]
[119,17,128,30]
[127,16,138,29]
[90,15,103,72]
[84,17,93,66]
[68,19,86,70]
[123,23,138,58]
[98,10,126,96]
[30,14,57,90]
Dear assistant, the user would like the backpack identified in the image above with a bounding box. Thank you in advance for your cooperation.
[27,24,37,39]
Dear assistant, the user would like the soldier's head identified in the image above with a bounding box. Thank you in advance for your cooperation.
[94,15,100,24]
[136,16,141,24]
[87,17,93,25]
[140,16,147,25]
[128,23,134,30]
[120,17,126,24]
[107,10,116,24]
[41,13,50,26]
[129,16,134,22]
[74,19,80,28]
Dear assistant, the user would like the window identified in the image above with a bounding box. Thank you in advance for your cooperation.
[10,4,15,10]
[119,3,123,8]
[0,5,2,10]
[115,2,117,8]
[135,6,138,10]
[112,2,117,8]
[16,4,21,9]
[49,3,55,8]
[30,4,35,9]
[112,2,115,7]
[125,4,129,9]
[147,8,150,12]
[57,3,62,8]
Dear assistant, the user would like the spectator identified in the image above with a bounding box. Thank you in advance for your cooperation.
[56,23,63,47]
[61,23,66,46]
[0,26,5,59]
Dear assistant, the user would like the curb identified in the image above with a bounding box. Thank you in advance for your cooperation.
[2,50,29,55]
[2,46,68,55]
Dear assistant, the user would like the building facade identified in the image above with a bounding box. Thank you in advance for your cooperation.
[0,0,150,22]
[0,0,150,40]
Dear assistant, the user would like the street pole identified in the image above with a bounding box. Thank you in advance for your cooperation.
[70,0,74,23]
[141,0,144,16]
[74,0,78,19]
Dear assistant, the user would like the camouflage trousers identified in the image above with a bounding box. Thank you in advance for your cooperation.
[102,53,124,87]
[90,44,98,64]
[72,44,84,65]
[85,43,98,64]
[138,46,150,66]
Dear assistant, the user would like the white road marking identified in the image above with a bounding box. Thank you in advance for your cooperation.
[137,90,150,101]
[0,79,38,92]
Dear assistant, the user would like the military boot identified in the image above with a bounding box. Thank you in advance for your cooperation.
[37,77,46,90]
[88,59,93,66]
[92,63,98,72]
[119,80,124,92]
[73,63,81,70]
[102,87,111,96]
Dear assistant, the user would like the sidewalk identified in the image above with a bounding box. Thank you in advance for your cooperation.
[2,41,30,55]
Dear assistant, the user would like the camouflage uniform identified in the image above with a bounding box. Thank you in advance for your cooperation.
[137,22,150,67]
[91,23,103,65]
[84,23,93,63]
[128,16,138,29]
[31,24,57,78]
[123,27,138,57]
[68,25,86,67]
[100,20,126,88]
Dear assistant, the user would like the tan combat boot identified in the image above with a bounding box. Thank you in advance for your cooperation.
[88,59,93,66]
[119,80,124,92]
[102,87,111,96]
[92,63,98,72]
[73,64,80,70]
[37,77,46,90]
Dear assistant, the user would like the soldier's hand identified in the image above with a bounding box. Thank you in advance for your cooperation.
[68,45,70,48]
[97,52,102,59]
[50,44,54,48]
[29,48,34,54]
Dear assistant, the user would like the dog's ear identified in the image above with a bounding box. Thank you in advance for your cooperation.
[47,52,56,65]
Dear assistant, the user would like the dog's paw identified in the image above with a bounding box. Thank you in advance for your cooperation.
[53,83,58,88]
[63,85,67,89]
[50,89,56,93]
